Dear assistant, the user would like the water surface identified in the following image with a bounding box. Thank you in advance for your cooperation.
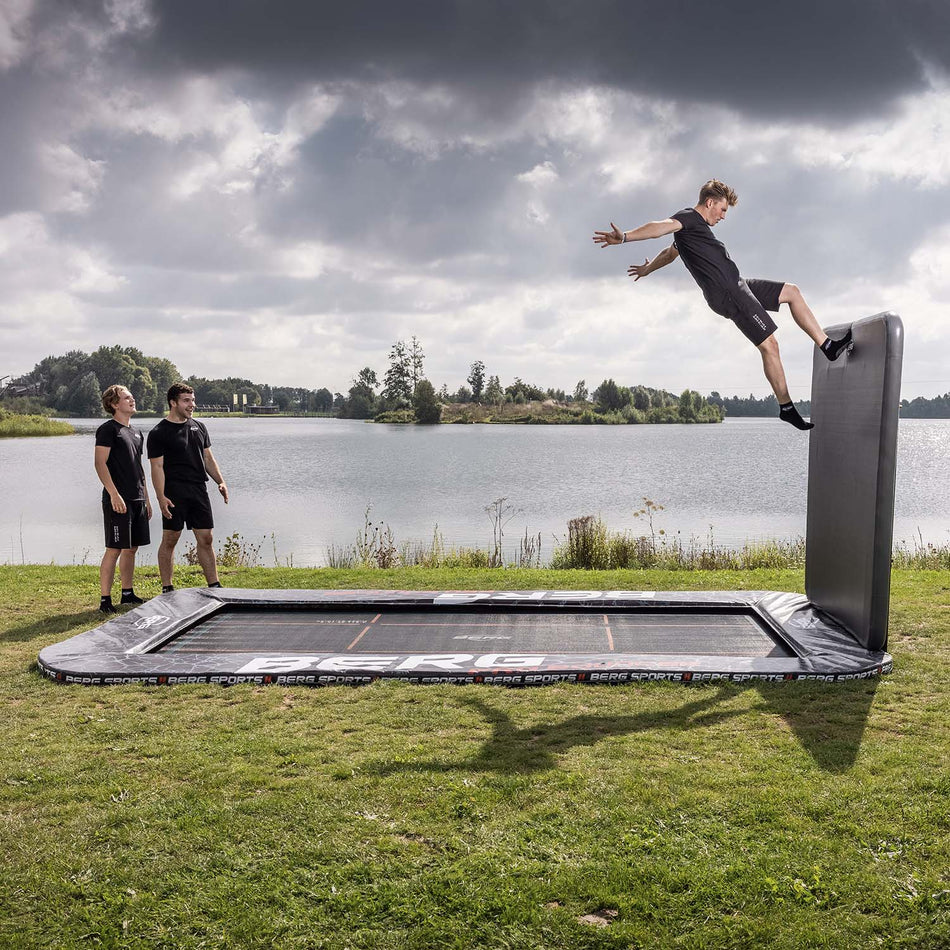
[1,417,947,565]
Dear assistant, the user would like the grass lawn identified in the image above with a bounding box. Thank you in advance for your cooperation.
[1,565,948,949]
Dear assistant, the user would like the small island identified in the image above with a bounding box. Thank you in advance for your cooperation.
[373,386,723,425]
[0,409,74,438]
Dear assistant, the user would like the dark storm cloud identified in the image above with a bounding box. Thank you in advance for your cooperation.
[126,0,947,119]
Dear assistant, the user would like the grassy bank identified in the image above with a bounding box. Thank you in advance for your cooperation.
[0,409,74,437]
[2,565,949,948]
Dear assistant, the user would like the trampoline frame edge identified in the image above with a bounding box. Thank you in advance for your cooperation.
[37,588,893,686]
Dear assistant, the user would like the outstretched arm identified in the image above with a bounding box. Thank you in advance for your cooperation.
[628,243,679,281]
[592,218,682,248]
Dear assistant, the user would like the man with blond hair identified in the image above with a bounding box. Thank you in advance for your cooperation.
[94,384,152,612]
[593,179,852,430]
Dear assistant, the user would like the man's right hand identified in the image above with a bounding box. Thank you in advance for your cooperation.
[592,223,624,248]
[109,492,127,515]
[158,496,175,519]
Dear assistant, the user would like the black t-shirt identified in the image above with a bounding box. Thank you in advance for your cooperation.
[671,208,741,303]
[146,418,211,487]
[95,419,146,502]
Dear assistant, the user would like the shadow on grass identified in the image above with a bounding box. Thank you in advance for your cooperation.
[370,680,878,777]
[371,687,745,776]
[0,612,97,645]
[754,679,879,773]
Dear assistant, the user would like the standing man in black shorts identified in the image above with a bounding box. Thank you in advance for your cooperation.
[592,179,852,429]
[95,385,152,612]
[147,383,229,592]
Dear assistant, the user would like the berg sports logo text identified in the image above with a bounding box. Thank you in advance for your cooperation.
[133,615,171,629]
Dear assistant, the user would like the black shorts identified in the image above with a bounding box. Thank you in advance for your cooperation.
[707,278,784,346]
[103,499,151,550]
[162,483,214,532]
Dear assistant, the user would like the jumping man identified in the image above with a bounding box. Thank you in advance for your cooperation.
[592,179,852,429]
[147,383,229,592]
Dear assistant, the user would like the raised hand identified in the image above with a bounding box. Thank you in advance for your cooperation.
[592,222,624,248]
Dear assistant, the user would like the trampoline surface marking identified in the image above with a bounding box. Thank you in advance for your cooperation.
[153,607,793,659]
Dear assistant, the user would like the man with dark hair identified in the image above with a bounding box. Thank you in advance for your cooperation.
[147,383,229,592]
[593,179,852,430]
[95,385,151,612]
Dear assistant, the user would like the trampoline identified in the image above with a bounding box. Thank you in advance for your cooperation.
[37,588,890,685]
[39,312,902,687]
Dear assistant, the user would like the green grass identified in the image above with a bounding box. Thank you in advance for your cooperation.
[2,565,949,948]
[0,409,74,437]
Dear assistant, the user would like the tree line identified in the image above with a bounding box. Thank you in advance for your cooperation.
[18,342,945,421]
[900,393,950,418]
[2,346,337,416]
[340,340,723,424]
[707,392,812,417]
[2,341,723,423]
[707,391,950,418]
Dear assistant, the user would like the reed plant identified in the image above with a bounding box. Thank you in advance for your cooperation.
[0,409,74,438]
[892,530,950,569]
[551,511,810,571]
[322,505,948,572]
[183,531,263,568]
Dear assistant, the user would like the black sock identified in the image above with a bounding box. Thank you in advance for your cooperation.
[162,585,175,594]
[120,589,143,604]
[99,596,116,614]
[208,581,222,589]
[779,401,814,430]
[820,328,852,362]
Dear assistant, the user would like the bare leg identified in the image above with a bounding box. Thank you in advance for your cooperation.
[193,528,219,585]
[118,547,138,590]
[100,548,120,597]
[158,529,182,587]
[779,283,828,347]
[757,334,791,404]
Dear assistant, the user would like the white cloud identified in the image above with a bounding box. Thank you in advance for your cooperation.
[105,0,154,35]
[0,212,127,358]
[0,0,33,70]
[3,31,949,402]
[81,76,341,201]
[40,143,106,213]
[517,160,559,186]
[714,72,950,189]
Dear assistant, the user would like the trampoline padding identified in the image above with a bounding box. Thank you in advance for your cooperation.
[38,588,891,685]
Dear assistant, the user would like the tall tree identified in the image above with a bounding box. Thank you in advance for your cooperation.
[467,360,486,403]
[412,379,441,423]
[593,378,629,412]
[409,336,425,388]
[484,375,504,405]
[343,367,380,418]
[356,367,379,392]
[383,341,413,408]
[70,371,102,416]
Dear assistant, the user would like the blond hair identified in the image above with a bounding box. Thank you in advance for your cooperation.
[101,385,131,416]
[698,179,738,207]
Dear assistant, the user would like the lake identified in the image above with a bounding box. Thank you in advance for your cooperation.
[1,417,948,566]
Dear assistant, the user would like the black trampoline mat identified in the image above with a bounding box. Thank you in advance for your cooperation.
[155,607,794,658]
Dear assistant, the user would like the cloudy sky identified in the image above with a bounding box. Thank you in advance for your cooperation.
[2,0,949,400]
